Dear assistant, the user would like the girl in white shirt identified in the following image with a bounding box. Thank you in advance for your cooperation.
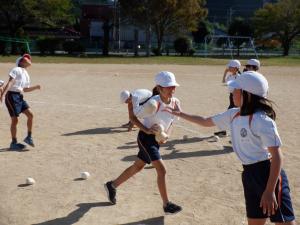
[165,71,295,225]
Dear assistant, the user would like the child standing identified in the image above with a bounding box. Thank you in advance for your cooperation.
[1,54,41,150]
[165,71,295,224]
[244,59,260,72]
[215,59,241,136]
[105,71,182,214]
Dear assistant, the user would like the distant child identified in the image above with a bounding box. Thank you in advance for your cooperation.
[120,87,158,131]
[1,54,41,150]
[105,71,182,214]
[216,59,241,136]
[165,71,295,224]
[244,59,260,72]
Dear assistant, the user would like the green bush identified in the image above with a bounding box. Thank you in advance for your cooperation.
[174,37,192,56]
[36,37,62,55]
[62,40,85,55]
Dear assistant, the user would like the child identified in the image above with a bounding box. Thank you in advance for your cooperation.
[120,88,155,131]
[105,71,182,214]
[244,59,260,72]
[1,54,41,150]
[215,59,241,137]
[164,71,295,224]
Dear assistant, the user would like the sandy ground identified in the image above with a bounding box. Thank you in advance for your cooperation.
[0,63,298,225]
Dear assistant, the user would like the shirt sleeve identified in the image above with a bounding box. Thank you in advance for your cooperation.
[251,114,282,148]
[211,108,239,131]
[9,67,19,79]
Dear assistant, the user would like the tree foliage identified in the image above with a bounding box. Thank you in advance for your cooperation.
[119,0,207,55]
[253,0,300,56]
[0,0,74,37]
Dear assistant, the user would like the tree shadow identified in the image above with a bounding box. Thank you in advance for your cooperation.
[122,145,233,162]
[62,126,128,136]
[117,135,220,151]
[121,216,164,225]
[32,202,112,225]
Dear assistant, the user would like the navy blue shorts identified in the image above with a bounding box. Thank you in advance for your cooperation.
[242,160,295,222]
[5,91,29,117]
[137,131,161,164]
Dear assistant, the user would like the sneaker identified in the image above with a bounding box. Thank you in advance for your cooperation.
[104,181,116,205]
[10,142,26,150]
[214,130,227,137]
[24,136,35,147]
[163,202,182,214]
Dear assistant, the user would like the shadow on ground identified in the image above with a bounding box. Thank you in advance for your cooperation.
[120,216,164,225]
[122,145,233,162]
[32,202,112,225]
[62,126,128,136]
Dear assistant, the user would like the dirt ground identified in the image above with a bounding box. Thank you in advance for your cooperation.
[0,63,298,225]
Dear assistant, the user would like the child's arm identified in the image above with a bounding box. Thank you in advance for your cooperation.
[128,101,155,134]
[260,146,282,216]
[0,77,14,102]
[222,68,229,83]
[23,85,41,92]
[164,103,215,127]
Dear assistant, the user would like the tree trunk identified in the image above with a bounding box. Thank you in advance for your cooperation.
[134,28,139,56]
[102,21,110,56]
[282,40,290,56]
[145,25,151,57]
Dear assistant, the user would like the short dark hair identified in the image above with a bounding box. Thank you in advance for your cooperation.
[240,91,276,120]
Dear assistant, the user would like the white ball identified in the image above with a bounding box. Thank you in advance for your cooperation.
[26,177,35,185]
[183,135,188,140]
[137,45,141,49]
[80,172,90,180]
[212,135,220,142]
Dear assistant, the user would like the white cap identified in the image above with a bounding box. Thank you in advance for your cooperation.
[155,71,179,87]
[227,71,269,97]
[246,59,260,68]
[16,57,22,66]
[227,60,241,69]
[120,90,130,103]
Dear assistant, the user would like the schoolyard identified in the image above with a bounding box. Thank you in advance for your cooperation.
[0,62,298,225]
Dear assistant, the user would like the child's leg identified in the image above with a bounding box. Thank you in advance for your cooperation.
[151,159,168,206]
[113,158,145,188]
[22,109,33,134]
[10,116,18,141]
[247,218,267,225]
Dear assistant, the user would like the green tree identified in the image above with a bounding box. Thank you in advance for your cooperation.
[228,17,254,56]
[120,0,207,55]
[253,0,300,56]
[0,0,74,53]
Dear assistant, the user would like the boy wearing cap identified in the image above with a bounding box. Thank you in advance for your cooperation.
[244,59,260,72]
[165,71,295,224]
[120,89,153,131]
[1,54,41,150]
[105,71,182,214]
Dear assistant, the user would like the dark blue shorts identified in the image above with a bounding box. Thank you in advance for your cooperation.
[242,160,295,222]
[137,131,161,164]
[5,91,29,117]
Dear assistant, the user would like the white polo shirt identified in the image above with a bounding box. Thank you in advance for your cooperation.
[8,67,30,92]
[226,73,240,93]
[212,108,282,165]
[143,95,180,132]
[131,89,153,116]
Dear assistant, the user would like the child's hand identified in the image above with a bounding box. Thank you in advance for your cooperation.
[163,102,181,117]
[36,85,41,90]
[260,190,278,216]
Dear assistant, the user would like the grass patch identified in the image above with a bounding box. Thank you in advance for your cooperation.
[0,55,299,66]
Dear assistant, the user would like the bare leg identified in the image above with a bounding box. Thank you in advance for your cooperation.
[152,159,168,206]
[10,117,18,140]
[22,109,33,133]
[113,159,145,188]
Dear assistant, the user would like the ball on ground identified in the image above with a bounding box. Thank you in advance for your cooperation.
[26,177,35,185]
[80,172,90,180]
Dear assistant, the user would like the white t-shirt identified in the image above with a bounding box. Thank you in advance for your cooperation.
[226,73,239,93]
[143,95,180,132]
[8,67,30,92]
[212,108,282,165]
[131,89,153,115]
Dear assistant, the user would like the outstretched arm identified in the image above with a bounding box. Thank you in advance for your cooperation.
[164,103,215,127]
[23,85,41,92]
